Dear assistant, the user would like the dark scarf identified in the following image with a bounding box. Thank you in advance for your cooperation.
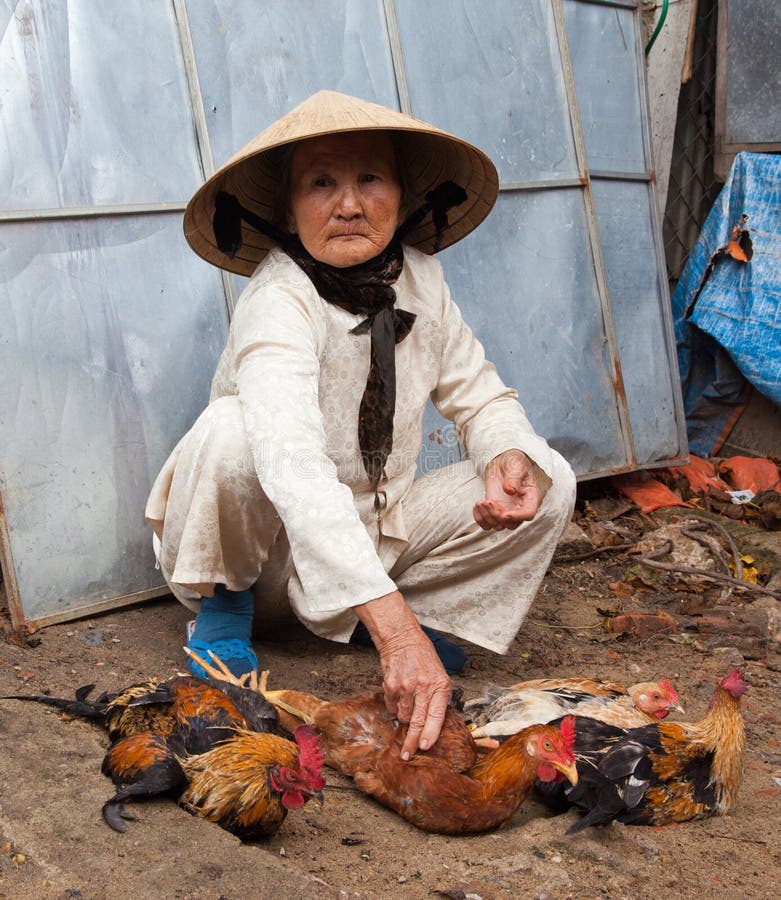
[213,181,467,504]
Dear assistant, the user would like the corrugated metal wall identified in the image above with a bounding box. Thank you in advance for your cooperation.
[0,0,686,626]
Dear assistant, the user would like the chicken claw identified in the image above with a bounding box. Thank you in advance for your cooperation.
[183,646,269,697]
[102,799,139,833]
[182,646,240,683]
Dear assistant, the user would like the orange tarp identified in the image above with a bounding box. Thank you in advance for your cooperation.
[715,456,781,494]
[612,473,693,513]
[658,455,731,494]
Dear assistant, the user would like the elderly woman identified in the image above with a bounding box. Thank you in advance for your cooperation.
[146,91,575,757]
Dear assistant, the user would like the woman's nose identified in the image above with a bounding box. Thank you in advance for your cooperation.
[335,184,362,219]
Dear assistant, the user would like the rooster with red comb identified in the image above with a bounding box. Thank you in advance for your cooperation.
[539,669,747,832]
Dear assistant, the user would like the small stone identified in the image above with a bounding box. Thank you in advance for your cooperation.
[12,853,26,866]
[279,847,287,857]
[710,646,745,668]
[398,876,407,883]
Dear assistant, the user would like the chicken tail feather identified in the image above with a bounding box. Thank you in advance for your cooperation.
[1,690,107,721]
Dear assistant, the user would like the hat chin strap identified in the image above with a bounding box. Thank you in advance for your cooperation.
[394,180,467,251]
[212,181,467,261]
[212,191,288,259]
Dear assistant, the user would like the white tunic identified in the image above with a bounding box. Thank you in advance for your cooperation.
[203,245,555,616]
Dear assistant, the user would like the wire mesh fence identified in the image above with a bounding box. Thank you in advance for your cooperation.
[663,0,722,283]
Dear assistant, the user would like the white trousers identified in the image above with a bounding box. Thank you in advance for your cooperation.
[147,397,576,654]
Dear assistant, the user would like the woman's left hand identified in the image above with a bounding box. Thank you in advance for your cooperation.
[473,449,542,530]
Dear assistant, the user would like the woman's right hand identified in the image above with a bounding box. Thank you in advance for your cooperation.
[354,591,451,760]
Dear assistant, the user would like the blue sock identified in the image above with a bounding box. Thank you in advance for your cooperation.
[350,621,468,675]
[187,585,257,678]
[421,626,468,675]
[190,584,254,643]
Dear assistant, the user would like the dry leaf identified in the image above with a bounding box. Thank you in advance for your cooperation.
[582,521,627,548]
[626,573,658,591]
[608,611,678,637]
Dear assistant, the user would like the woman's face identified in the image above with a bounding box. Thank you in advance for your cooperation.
[288,132,403,267]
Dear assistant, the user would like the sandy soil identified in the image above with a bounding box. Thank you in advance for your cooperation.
[1,500,780,900]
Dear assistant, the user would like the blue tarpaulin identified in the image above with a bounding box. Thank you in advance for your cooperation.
[671,152,781,456]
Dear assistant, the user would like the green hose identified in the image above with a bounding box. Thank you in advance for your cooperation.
[645,0,670,55]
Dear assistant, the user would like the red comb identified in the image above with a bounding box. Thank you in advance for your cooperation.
[720,668,748,698]
[659,678,679,701]
[294,724,325,773]
[560,715,576,753]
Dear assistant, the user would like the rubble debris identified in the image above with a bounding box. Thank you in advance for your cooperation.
[614,455,781,530]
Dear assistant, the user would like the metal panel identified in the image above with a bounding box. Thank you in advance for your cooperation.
[185,0,399,169]
[714,0,781,178]
[0,215,228,624]
[561,0,646,175]
[440,189,626,471]
[722,0,781,144]
[394,0,636,474]
[394,0,579,184]
[591,179,684,461]
[0,1,202,210]
[562,0,687,466]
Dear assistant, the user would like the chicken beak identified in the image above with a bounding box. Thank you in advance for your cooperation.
[311,790,325,807]
[556,759,579,786]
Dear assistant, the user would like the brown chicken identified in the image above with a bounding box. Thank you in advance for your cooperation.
[265,687,578,835]
[539,668,747,832]
[465,676,682,744]
[3,669,324,837]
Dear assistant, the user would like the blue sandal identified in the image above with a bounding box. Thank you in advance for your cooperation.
[186,635,259,679]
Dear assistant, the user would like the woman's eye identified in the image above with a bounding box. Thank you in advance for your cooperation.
[361,173,379,183]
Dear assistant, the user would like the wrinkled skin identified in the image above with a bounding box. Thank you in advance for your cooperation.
[288,131,402,268]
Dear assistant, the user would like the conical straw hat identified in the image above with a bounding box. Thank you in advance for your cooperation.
[184,90,499,275]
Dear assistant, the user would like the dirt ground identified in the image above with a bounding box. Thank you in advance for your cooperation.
[1,493,780,900]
